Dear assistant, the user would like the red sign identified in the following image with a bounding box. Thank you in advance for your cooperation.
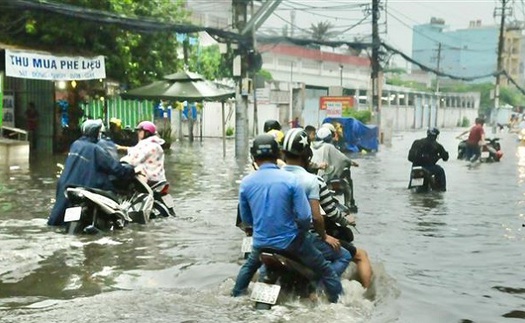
[319,96,355,117]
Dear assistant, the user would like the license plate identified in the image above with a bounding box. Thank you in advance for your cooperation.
[161,194,175,208]
[241,237,253,254]
[64,206,82,222]
[412,178,424,186]
[250,282,281,305]
[481,151,490,158]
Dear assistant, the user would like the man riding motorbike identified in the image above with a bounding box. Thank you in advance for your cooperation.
[408,127,449,191]
[48,119,135,226]
[311,127,359,182]
[231,134,342,303]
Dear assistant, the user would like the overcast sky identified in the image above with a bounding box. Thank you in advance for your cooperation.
[262,0,518,68]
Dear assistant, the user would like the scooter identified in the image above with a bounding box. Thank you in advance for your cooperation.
[326,167,358,213]
[250,248,316,310]
[457,138,503,162]
[408,165,442,193]
[63,185,136,235]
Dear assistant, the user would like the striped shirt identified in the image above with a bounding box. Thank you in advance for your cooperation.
[317,175,350,227]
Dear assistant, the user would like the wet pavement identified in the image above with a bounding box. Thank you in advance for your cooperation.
[0,129,524,323]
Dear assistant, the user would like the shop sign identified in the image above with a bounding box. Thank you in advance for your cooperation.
[319,96,355,117]
[5,49,106,81]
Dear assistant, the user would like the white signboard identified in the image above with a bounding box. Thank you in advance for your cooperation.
[5,49,106,81]
[326,101,343,117]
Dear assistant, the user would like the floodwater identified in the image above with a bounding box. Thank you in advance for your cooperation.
[0,130,524,323]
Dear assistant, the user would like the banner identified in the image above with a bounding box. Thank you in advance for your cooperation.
[2,92,15,128]
[5,49,106,81]
[319,96,355,117]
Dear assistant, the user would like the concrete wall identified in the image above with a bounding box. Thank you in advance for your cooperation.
[0,139,29,167]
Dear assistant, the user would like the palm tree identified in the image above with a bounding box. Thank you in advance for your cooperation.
[309,21,336,41]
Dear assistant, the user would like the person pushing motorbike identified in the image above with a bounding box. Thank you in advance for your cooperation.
[48,119,135,226]
[408,127,449,191]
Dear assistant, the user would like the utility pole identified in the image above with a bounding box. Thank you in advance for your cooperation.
[494,0,508,113]
[435,42,442,94]
[251,0,258,136]
[233,0,249,158]
[371,0,382,138]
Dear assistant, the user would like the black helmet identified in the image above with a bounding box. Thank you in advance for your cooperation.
[81,119,103,139]
[427,127,440,138]
[283,128,312,159]
[250,134,280,159]
[263,119,281,133]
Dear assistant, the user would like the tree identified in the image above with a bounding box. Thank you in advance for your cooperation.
[187,44,234,80]
[0,0,189,88]
[309,21,336,41]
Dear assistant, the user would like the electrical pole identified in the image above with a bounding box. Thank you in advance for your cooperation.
[435,42,442,94]
[233,0,249,158]
[494,0,508,113]
[371,0,382,138]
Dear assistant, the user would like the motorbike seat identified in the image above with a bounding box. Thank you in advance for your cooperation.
[67,185,119,202]
[259,248,316,281]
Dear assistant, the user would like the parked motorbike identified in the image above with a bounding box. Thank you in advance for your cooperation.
[457,138,503,162]
[250,248,316,310]
[326,167,358,213]
[408,166,442,193]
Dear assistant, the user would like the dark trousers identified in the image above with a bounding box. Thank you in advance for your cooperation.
[423,164,446,191]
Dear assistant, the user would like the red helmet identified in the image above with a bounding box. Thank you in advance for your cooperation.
[135,121,157,135]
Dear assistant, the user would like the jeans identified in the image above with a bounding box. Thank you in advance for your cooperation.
[231,232,342,303]
[465,143,481,162]
[231,246,262,297]
[311,234,351,277]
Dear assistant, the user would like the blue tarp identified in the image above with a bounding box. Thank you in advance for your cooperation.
[322,117,379,152]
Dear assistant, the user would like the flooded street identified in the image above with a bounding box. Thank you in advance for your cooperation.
[1,129,524,323]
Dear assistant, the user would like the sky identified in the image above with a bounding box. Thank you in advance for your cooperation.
[261,0,518,68]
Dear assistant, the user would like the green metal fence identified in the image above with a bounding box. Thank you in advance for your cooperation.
[81,98,154,128]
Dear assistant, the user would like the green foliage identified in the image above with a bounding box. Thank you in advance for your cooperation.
[188,44,234,80]
[457,116,470,127]
[346,109,372,124]
[309,21,336,41]
[0,0,189,88]
[226,126,234,136]
[257,69,273,81]
[386,76,428,91]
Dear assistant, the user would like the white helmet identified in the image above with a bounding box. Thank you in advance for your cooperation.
[316,127,332,142]
[321,123,336,134]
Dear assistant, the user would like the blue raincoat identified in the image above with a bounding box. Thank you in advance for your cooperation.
[48,135,135,226]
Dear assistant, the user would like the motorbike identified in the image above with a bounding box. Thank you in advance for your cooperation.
[326,167,358,213]
[408,165,442,193]
[63,184,136,235]
[457,138,503,162]
[250,248,316,310]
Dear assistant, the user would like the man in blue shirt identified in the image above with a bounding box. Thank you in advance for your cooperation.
[232,134,342,303]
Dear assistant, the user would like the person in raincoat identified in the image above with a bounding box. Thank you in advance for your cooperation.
[119,121,166,184]
[48,119,135,226]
